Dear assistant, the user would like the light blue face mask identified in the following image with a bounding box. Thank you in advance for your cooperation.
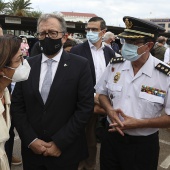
[86,31,100,44]
[121,42,147,61]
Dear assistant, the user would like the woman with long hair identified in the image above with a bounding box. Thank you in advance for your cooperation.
[0,34,31,169]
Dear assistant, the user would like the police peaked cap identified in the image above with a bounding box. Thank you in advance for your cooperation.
[118,16,165,39]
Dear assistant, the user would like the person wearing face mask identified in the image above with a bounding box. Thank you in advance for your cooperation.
[95,16,170,170]
[0,34,31,170]
[11,13,94,170]
[71,17,115,170]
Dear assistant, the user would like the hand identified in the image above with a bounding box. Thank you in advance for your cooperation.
[29,139,52,154]
[109,111,142,132]
[108,108,124,136]
[94,104,106,115]
[43,141,61,157]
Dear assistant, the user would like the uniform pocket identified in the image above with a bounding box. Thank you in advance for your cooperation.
[139,92,164,118]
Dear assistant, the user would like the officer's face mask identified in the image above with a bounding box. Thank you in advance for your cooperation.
[86,31,101,44]
[121,42,148,61]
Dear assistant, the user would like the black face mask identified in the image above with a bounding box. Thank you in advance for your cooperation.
[39,37,62,55]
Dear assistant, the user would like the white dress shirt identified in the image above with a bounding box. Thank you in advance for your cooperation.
[88,41,106,84]
[95,54,170,136]
[39,48,63,92]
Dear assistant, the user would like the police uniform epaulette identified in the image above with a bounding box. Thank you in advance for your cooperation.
[155,63,170,76]
[110,57,125,64]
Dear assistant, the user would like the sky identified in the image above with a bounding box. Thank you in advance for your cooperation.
[10,0,170,27]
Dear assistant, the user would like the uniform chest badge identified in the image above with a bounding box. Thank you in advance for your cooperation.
[114,72,121,83]
[141,85,166,98]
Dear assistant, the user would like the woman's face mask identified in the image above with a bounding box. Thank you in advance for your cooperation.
[4,59,31,82]
[121,42,148,61]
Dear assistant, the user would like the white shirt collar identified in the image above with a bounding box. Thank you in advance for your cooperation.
[41,47,63,63]
[88,40,105,50]
[121,53,154,77]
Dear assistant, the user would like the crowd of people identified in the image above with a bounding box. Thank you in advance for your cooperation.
[1,12,170,170]
[151,36,170,63]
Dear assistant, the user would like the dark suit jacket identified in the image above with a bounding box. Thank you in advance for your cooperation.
[11,51,94,167]
[70,41,116,87]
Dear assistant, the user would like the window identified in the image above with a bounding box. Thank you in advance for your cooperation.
[168,23,170,28]
[158,24,165,28]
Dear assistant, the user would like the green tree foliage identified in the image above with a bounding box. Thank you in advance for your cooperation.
[0,0,9,14]
[7,0,32,16]
[27,10,42,18]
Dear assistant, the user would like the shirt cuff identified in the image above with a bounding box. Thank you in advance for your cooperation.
[28,138,38,148]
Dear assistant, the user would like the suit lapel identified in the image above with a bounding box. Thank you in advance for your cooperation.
[83,41,96,85]
[83,41,94,65]
[31,55,44,106]
[103,46,111,66]
[45,51,70,108]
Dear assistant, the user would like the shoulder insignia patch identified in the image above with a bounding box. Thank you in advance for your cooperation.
[155,63,170,76]
[110,57,125,64]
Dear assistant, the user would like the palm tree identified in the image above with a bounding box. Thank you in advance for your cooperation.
[27,10,42,18]
[7,0,32,16]
[0,0,9,14]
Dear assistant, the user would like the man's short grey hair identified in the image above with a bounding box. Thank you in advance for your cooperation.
[103,31,115,41]
[157,36,166,44]
[37,13,67,33]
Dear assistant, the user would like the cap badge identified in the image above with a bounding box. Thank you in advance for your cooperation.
[125,18,133,29]
[114,72,121,83]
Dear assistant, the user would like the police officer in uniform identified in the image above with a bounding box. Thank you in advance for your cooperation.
[95,16,170,170]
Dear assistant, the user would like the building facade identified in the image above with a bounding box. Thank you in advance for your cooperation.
[60,12,97,23]
[145,18,170,33]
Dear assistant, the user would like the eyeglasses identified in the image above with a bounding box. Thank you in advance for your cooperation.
[121,38,145,45]
[85,28,100,32]
[36,31,64,40]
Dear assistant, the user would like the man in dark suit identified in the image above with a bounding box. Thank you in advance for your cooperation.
[70,17,115,170]
[11,13,94,170]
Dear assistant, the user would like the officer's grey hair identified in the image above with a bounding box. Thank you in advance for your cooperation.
[37,13,67,33]
[103,31,115,41]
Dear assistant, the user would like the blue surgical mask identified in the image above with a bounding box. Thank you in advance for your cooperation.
[121,42,147,61]
[86,31,100,44]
